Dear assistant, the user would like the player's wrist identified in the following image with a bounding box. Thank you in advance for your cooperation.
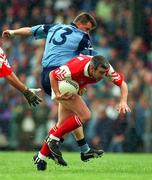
[55,91,61,97]
[23,87,29,94]
[9,30,15,37]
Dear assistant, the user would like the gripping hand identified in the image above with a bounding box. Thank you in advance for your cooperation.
[23,88,42,107]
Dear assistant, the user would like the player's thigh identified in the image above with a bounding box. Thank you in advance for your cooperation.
[60,95,91,122]
[57,103,74,126]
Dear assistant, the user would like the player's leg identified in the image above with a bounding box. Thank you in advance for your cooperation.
[58,106,103,161]
[73,127,104,162]
[33,68,56,170]
[57,98,104,161]
[33,101,73,169]
[47,95,91,158]
[33,103,69,169]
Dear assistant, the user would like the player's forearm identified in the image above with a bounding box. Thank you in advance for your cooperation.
[11,27,32,36]
[5,72,27,93]
[119,81,128,103]
[2,27,32,38]
[50,73,60,96]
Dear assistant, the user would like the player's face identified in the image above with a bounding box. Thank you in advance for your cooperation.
[92,66,107,80]
[76,21,93,34]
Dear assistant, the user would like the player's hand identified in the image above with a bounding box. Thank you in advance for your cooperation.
[117,102,131,114]
[2,30,14,38]
[23,88,42,107]
[78,88,87,96]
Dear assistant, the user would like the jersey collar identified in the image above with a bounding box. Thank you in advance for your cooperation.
[70,23,77,28]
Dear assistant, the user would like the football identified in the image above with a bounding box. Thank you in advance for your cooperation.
[58,79,79,94]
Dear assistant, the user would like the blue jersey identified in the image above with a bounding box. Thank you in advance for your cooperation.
[31,23,97,68]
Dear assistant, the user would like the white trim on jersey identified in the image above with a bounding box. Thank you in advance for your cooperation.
[106,64,121,82]
[55,65,71,80]
[84,61,90,77]
[0,48,11,69]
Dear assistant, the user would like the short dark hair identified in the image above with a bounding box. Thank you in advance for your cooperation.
[73,12,97,30]
[91,55,110,70]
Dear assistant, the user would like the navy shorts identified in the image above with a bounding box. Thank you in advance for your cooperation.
[41,66,59,96]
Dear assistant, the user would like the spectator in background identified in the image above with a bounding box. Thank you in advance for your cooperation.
[108,113,128,152]
[92,105,113,151]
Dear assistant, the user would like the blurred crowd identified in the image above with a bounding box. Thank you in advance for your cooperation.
[0,0,152,152]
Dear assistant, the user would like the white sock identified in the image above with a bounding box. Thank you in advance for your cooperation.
[49,134,60,141]
[38,152,47,161]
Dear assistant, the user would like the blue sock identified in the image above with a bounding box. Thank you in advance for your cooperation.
[77,138,90,153]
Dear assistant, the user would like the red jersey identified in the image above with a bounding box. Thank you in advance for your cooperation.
[0,48,13,78]
[52,55,123,88]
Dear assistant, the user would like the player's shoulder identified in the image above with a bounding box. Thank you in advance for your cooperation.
[48,23,63,30]
[44,23,65,32]
[68,24,86,34]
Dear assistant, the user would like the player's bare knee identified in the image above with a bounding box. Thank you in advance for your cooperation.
[80,111,91,123]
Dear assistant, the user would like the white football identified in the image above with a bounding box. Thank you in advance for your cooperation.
[58,79,79,94]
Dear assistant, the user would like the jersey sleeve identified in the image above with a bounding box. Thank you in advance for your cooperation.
[31,24,57,39]
[51,65,72,80]
[106,64,123,86]
[0,48,13,78]
[77,34,98,56]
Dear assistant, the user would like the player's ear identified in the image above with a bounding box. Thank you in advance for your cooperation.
[88,64,94,75]
[75,21,82,27]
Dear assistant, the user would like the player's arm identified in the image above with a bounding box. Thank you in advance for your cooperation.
[2,24,56,39]
[50,66,73,100]
[118,80,131,113]
[5,72,42,107]
[106,64,131,113]
[0,47,42,106]
[50,70,61,98]
[5,72,28,92]
[2,27,32,38]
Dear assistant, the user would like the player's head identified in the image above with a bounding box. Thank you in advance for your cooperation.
[73,12,97,34]
[89,55,110,80]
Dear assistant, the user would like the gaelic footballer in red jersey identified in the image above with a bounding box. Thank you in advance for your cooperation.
[51,55,123,89]
[0,47,42,107]
[0,48,13,78]
[48,55,131,164]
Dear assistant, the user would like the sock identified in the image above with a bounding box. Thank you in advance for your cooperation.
[77,138,90,153]
[51,115,82,138]
[38,152,47,161]
[48,125,58,135]
[40,125,58,157]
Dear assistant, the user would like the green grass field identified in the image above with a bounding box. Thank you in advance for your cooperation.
[0,152,152,180]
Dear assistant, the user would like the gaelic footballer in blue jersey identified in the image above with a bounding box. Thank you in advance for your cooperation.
[2,12,103,170]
